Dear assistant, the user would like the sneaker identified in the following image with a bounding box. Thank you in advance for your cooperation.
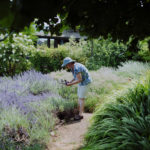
[74,115,83,121]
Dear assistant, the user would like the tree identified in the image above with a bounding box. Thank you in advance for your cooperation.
[0,0,150,42]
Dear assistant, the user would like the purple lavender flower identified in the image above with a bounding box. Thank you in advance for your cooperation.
[0,70,60,118]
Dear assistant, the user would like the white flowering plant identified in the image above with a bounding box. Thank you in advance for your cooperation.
[0,33,36,76]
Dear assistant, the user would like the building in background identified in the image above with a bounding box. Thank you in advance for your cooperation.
[36,29,87,48]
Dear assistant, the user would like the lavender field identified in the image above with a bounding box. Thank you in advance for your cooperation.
[0,70,76,149]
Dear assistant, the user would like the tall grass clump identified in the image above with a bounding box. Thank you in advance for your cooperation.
[82,71,150,150]
[85,67,128,112]
[0,70,76,149]
[117,61,150,79]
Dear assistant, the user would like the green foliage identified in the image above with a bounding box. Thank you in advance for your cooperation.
[1,0,150,43]
[30,47,68,73]
[28,99,56,143]
[29,79,58,95]
[84,96,99,113]
[22,22,38,43]
[124,37,150,62]
[84,37,127,70]
[0,107,30,150]
[138,37,150,62]
[30,35,129,73]
[31,36,149,73]
[0,134,45,150]
[61,37,88,64]
[0,33,35,76]
[82,72,150,150]
[58,83,78,101]
[24,144,46,150]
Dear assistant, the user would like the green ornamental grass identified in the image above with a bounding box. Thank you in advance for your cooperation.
[82,71,150,150]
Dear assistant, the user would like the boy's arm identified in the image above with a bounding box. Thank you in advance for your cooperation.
[67,73,82,86]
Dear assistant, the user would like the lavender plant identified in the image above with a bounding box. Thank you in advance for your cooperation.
[0,70,58,113]
[0,70,75,149]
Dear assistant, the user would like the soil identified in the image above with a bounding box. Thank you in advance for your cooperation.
[47,113,92,150]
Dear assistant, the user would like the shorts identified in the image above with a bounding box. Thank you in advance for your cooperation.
[77,84,89,99]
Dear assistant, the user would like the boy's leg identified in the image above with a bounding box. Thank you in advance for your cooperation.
[74,98,84,120]
[75,85,88,120]
[78,98,85,116]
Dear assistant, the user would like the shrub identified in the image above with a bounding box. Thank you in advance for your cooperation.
[34,37,88,73]
[30,47,68,73]
[0,33,35,76]
[84,37,127,70]
[33,36,128,72]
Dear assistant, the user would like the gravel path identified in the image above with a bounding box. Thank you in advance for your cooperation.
[47,113,92,150]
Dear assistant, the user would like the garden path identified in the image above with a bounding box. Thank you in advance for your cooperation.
[47,113,92,150]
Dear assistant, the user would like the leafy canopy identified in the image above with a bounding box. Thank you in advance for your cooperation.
[0,0,150,41]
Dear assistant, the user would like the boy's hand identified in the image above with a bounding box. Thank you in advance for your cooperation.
[65,80,71,86]
[61,79,72,86]
[66,82,72,86]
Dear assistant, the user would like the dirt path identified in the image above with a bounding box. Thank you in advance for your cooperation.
[47,113,92,150]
